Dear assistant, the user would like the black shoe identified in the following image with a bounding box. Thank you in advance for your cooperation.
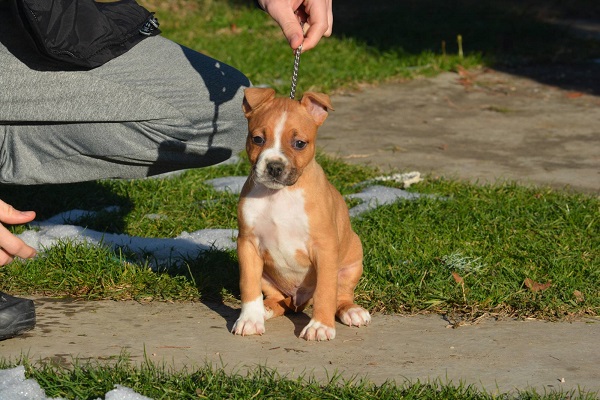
[0,292,36,340]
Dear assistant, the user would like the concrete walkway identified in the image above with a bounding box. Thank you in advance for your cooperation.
[319,66,599,194]
[2,298,598,395]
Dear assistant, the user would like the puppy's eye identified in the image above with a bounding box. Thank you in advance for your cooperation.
[252,136,265,146]
[293,140,307,150]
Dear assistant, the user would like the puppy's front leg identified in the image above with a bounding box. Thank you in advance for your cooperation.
[232,237,266,336]
[300,249,338,341]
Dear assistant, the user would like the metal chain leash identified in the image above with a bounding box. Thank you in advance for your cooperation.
[289,21,305,99]
[289,43,302,99]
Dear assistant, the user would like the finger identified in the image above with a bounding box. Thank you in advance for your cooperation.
[264,1,305,50]
[299,25,325,52]
[299,1,332,51]
[0,250,14,266]
[313,0,333,37]
[326,0,333,36]
[0,200,36,225]
[0,223,37,263]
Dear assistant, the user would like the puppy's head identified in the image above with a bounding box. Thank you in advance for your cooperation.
[242,88,333,189]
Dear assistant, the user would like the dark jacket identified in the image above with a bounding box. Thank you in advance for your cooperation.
[13,0,160,69]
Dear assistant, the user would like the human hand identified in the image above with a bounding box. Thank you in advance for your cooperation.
[0,200,36,265]
[258,0,333,52]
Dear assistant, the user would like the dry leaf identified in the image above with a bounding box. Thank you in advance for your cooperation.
[456,66,474,87]
[452,272,464,284]
[524,278,552,292]
[456,65,470,78]
[573,290,585,303]
[566,92,583,99]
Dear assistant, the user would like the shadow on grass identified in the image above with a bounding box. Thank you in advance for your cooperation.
[0,182,134,233]
[330,0,600,95]
[230,0,600,95]
[332,1,597,58]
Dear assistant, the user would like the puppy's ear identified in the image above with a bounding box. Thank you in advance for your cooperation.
[242,87,276,117]
[301,92,334,126]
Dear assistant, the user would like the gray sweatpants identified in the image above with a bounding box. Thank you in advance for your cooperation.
[0,7,250,185]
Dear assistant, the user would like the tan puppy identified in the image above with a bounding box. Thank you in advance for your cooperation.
[232,87,371,341]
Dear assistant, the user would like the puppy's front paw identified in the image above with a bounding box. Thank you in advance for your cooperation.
[338,306,371,327]
[232,297,266,336]
[299,319,336,341]
[232,317,265,336]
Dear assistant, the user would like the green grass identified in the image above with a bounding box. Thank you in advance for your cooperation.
[1,242,199,301]
[355,178,599,320]
[1,356,597,400]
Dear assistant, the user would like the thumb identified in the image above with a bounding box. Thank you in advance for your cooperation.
[265,4,304,50]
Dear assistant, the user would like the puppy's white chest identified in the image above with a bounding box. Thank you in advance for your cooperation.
[242,186,310,268]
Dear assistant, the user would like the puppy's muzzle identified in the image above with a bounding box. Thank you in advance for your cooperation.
[266,161,285,179]
[255,158,299,188]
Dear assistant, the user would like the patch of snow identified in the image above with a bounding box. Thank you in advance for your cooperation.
[0,366,153,400]
[347,185,435,217]
[205,176,247,193]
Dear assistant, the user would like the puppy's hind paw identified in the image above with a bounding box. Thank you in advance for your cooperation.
[338,306,371,327]
[299,319,336,341]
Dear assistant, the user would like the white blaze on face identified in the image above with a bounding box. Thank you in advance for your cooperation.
[254,112,288,186]
[272,112,287,153]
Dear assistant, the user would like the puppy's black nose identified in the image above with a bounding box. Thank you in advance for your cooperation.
[267,161,285,178]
